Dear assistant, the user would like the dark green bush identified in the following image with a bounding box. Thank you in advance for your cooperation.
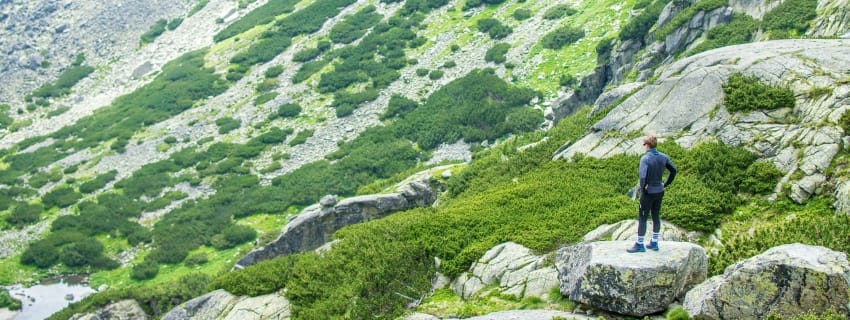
[443,60,457,68]
[722,73,795,112]
[619,0,667,42]
[292,47,322,62]
[42,186,82,208]
[428,70,444,80]
[741,161,783,194]
[131,258,160,280]
[0,289,21,311]
[184,252,208,266]
[213,254,300,296]
[380,94,418,120]
[329,5,382,44]
[79,170,118,193]
[762,0,817,36]
[292,60,329,83]
[30,64,94,100]
[484,43,511,64]
[559,74,577,87]
[216,117,241,134]
[689,13,757,55]
[543,4,577,19]
[331,90,379,117]
[5,203,43,227]
[289,129,315,146]
[265,65,285,78]
[477,18,512,39]
[416,68,429,77]
[541,26,585,50]
[463,0,506,10]
[254,92,278,105]
[213,0,299,42]
[839,110,850,135]
[513,8,532,21]
[166,18,183,30]
[140,19,168,44]
[211,224,257,249]
[655,0,726,40]
[274,103,302,119]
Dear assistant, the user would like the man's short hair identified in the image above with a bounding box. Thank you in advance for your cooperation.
[643,135,658,148]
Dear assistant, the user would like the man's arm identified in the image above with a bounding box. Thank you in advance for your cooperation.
[664,158,677,187]
[639,156,648,190]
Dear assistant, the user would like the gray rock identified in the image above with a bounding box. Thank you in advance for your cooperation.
[790,173,826,203]
[444,310,595,320]
[403,313,440,320]
[729,0,781,19]
[70,300,148,320]
[163,290,290,320]
[808,0,850,38]
[451,242,558,300]
[590,82,645,117]
[834,180,850,214]
[319,194,338,207]
[582,219,690,243]
[683,243,850,319]
[555,241,707,316]
[236,172,439,268]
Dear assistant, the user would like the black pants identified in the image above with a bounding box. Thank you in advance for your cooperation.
[638,191,664,236]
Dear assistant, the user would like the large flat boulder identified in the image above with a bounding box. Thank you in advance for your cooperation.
[683,243,850,319]
[555,241,707,316]
[69,300,148,320]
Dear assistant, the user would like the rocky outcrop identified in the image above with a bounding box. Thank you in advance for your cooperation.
[809,0,850,38]
[69,300,148,320]
[554,39,850,203]
[162,290,289,320]
[555,241,707,317]
[450,242,558,300]
[835,180,850,214]
[235,167,445,268]
[683,243,850,319]
[728,0,782,19]
[582,219,692,243]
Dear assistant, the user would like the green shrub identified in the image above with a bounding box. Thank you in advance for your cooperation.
[42,186,82,208]
[513,8,532,21]
[722,73,795,112]
[213,254,300,296]
[140,19,168,44]
[542,4,577,20]
[443,60,457,68]
[30,64,95,100]
[289,129,315,146]
[213,0,299,42]
[450,44,460,52]
[273,103,302,119]
[255,79,278,93]
[477,18,512,39]
[79,170,118,193]
[292,47,322,62]
[559,74,577,88]
[254,92,278,105]
[741,161,783,194]
[0,289,21,311]
[666,306,692,320]
[329,5,382,44]
[655,0,726,40]
[216,117,241,134]
[292,60,329,83]
[619,0,667,42]
[265,65,285,78]
[485,43,511,64]
[688,13,757,55]
[131,258,160,280]
[416,68,429,77]
[462,0,506,10]
[541,26,585,50]
[5,203,43,227]
[380,94,418,120]
[762,0,817,36]
[428,70,444,80]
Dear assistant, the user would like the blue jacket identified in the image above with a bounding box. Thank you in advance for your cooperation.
[639,148,677,194]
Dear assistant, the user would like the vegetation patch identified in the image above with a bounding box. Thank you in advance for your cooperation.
[722,73,795,112]
[655,0,727,40]
[688,13,757,56]
[619,0,668,42]
[27,54,94,102]
[541,26,585,50]
[213,0,300,42]
[485,43,511,64]
[0,289,21,311]
[762,0,817,38]
[542,4,578,20]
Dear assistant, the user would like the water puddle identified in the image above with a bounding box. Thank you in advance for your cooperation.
[3,275,95,320]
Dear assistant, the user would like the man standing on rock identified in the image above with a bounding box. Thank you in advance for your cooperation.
[628,134,677,253]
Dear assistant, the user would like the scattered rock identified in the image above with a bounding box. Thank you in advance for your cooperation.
[451,242,558,300]
[69,300,148,320]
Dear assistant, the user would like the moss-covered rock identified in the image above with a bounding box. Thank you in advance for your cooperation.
[683,243,850,319]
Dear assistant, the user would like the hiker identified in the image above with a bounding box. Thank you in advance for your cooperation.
[627,134,677,253]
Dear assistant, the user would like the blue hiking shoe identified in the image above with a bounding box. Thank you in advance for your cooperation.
[626,243,645,253]
[647,241,659,251]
